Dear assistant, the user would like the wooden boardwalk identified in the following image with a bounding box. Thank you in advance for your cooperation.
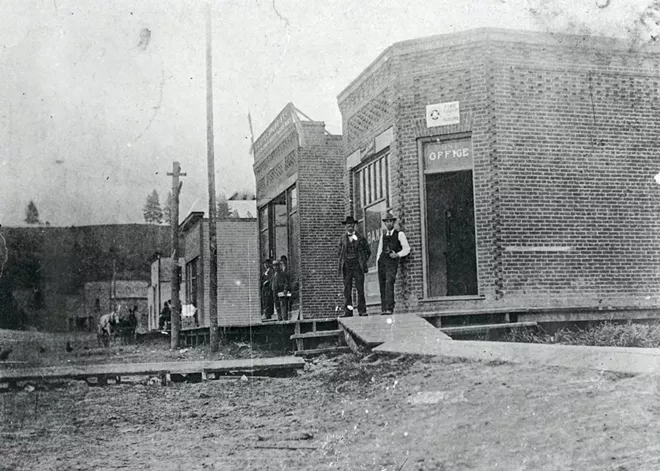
[0,356,305,387]
[339,314,451,348]
[374,337,660,375]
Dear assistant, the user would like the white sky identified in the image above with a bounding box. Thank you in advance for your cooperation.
[0,0,655,226]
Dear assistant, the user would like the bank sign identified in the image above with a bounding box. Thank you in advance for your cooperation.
[423,138,473,173]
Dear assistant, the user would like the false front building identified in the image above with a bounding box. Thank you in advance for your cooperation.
[253,103,344,319]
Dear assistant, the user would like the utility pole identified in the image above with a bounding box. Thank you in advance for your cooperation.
[206,0,220,352]
[168,161,186,350]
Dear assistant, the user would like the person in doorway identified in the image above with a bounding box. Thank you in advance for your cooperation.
[271,260,290,321]
[377,211,410,315]
[261,259,274,321]
[337,215,371,317]
[279,255,293,313]
[158,300,171,330]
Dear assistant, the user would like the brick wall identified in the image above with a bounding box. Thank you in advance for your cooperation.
[298,132,345,318]
[491,37,660,307]
[338,28,660,314]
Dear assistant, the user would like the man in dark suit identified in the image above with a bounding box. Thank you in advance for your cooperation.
[337,215,371,317]
[261,259,274,321]
[377,211,410,315]
[271,260,291,321]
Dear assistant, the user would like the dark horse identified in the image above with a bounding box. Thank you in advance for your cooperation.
[117,306,138,345]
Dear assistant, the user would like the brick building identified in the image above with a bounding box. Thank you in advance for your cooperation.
[179,212,261,327]
[337,28,660,320]
[253,103,345,319]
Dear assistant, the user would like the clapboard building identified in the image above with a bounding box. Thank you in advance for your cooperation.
[179,212,261,327]
[253,103,344,318]
[337,28,660,322]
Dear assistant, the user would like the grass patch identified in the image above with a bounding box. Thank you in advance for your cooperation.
[504,321,660,348]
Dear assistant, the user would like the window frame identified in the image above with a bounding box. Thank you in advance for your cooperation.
[417,133,482,300]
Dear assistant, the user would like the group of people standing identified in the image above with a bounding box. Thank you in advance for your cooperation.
[338,211,409,317]
[261,255,292,321]
[260,210,410,321]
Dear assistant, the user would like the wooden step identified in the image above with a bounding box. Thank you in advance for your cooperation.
[290,330,342,340]
[440,321,537,336]
[294,346,351,357]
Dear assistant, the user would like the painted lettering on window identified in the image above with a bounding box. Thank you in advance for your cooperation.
[423,138,473,173]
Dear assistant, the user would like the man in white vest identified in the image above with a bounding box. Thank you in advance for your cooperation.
[376,211,410,315]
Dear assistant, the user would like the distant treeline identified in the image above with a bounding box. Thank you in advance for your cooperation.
[0,224,170,328]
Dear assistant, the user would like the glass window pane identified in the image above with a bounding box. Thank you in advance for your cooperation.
[289,186,298,210]
[379,157,384,200]
[274,203,288,260]
[361,170,366,209]
[288,211,300,310]
[355,172,364,221]
[260,230,269,262]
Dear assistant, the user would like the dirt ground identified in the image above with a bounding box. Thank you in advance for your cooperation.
[2,332,660,470]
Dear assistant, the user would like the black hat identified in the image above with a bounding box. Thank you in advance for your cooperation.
[341,215,358,225]
[382,211,397,221]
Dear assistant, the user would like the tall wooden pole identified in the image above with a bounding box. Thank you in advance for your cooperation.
[206,0,219,352]
[168,162,185,349]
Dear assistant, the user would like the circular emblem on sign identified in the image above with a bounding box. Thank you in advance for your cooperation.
[430,109,440,121]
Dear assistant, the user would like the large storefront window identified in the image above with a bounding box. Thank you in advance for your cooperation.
[259,207,269,263]
[354,153,390,305]
[258,184,299,309]
[186,257,199,306]
[423,138,478,297]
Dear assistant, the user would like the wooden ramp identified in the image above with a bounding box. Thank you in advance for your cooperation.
[338,314,451,349]
[0,357,305,388]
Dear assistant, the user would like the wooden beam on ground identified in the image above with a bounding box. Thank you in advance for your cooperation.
[294,347,351,357]
[417,306,660,319]
[440,322,537,336]
[0,357,305,386]
[341,325,361,354]
[290,330,342,340]
[374,337,660,375]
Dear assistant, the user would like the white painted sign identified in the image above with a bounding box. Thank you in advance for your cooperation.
[426,101,460,127]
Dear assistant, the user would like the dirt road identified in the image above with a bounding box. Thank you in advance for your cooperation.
[2,347,660,470]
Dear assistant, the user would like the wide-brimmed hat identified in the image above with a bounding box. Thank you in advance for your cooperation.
[382,211,397,221]
[341,215,358,225]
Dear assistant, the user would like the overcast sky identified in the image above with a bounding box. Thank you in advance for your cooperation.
[0,0,656,226]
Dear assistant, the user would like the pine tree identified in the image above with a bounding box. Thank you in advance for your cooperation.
[25,200,40,225]
[143,190,163,224]
[163,191,173,225]
[216,192,232,219]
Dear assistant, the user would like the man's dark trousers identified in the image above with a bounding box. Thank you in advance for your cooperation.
[378,257,398,313]
[343,259,366,316]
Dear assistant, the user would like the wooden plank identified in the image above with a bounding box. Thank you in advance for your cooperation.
[374,337,660,375]
[294,347,351,357]
[0,357,305,383]
[341,326,361,354]
[440,322,537,336]
[339,314,451,347]
[417,305,660,319]
[290,330,341,340]
[517,309,660,323]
